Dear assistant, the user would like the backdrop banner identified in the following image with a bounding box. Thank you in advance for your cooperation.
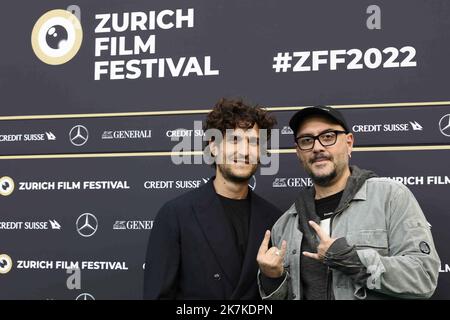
[0,0,449,299]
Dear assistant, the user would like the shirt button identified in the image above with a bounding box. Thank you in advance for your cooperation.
[213,273,221,280]
[292,249,297,255]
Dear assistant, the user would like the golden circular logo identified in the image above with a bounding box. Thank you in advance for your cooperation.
[31,9,83,65]
[0,254,13,275]
[0,176,15,196]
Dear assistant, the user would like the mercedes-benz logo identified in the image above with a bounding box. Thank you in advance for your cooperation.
[69,125,89,146]
[439,114,450,137]
[75,293,95,300]
[76,213,98,237]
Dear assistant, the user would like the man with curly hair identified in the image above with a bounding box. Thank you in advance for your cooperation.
[144,98,282,299]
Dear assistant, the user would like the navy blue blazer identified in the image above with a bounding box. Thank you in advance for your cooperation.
[143,179,282,299]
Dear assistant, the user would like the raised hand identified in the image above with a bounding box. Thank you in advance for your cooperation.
[257,230,287,278]
[302,220,336,261]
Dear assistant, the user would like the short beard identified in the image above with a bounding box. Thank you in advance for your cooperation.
[304,153,338,187]
[217,163,257,183]
[309,168,337,187]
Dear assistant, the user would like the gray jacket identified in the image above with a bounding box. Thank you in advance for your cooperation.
[259,166,441,300]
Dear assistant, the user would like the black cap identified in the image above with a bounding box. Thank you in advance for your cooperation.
[289,105,350,135]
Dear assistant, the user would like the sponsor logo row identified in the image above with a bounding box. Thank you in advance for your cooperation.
[2,175,450,197]
[0,177,253,196]
[0,214,153,237]
[0,127,153,146]
[1,250,448,302]
[0,114,449,147]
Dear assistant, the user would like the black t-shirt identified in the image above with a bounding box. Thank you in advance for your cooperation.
[300,190,343,300]
[315,191,344,220]
[218,193,251,267]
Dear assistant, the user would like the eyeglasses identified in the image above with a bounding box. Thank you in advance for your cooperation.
[295,130,347,150]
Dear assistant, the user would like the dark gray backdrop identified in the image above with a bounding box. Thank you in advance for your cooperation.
[0,0,449,299]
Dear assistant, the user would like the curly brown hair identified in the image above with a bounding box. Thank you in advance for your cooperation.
[204,98,277,134]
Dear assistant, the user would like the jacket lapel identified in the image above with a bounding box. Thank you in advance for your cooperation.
[193,179,241,289]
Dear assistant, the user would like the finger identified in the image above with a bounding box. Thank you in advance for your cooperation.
[309,220,327,240]
[267,247,279,255]
[279,240,287,258]
[302,251,320,260]
[258,230,271,256]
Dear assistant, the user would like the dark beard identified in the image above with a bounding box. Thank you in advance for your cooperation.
[305,153,337,186]
[304,151,349,187]
[310,168,337,187]
[217,163,256,183]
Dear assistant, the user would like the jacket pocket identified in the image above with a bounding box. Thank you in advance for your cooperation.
[346,229,389,254]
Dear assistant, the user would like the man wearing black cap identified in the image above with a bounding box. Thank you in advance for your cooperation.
[256,105,441,300]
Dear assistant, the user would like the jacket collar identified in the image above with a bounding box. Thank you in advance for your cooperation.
[352,180,368,201]
[291,166,377,249]
[193,177,273,298]
[291,165,377,216]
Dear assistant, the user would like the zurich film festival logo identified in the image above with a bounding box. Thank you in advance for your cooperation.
[0,176,15,197]
[31,6,83,65]
[0,254,13,275]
